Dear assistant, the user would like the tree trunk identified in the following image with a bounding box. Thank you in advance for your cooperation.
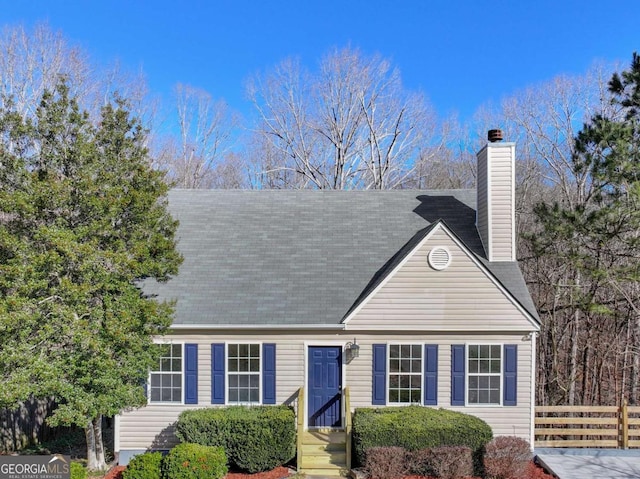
[85,416,107,471]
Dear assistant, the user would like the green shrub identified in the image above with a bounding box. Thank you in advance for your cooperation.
[70,462,87,479]
[162,443,227,479]
[352,406,492,466]
[176,406,296,473]
[122,451,163,479]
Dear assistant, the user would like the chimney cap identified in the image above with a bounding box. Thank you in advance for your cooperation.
[488,129,503,142]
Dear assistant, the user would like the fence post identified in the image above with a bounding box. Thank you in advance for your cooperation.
[621,399,629,449]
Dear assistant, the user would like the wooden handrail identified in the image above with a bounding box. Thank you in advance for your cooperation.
[296,387,304,471]
[344,386,352,470]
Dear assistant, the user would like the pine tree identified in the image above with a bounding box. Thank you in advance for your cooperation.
[0,82,182,469]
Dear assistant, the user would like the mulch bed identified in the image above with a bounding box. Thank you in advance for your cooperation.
[100,462,553,479]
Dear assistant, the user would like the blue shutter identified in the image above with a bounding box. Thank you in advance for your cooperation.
[424,344,438,405]
[503,344,517,406]
[184,344,198,404]
[211,343,225,404]
[262,343,276,404]
[372,344,387,405]
[451,345,465,406]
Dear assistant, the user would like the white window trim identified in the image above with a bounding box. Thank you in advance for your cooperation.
[386,342,424,406]
[148,341,185,405]
[465,343,503,407]
[225,341,263,406]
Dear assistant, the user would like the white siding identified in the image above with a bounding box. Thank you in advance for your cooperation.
[476,143,515,262]
[118,331,534,451]
[347,228,534,331]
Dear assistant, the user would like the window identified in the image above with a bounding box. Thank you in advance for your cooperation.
[388,344,422,404]
[227,343,260,403]
[149,344,182,403]
[467,345,501,405]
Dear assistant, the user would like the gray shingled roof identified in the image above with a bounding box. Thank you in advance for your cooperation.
[142,189,539,327]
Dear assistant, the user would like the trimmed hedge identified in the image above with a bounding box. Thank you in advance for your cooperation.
[162,443,227,479]
[176,406,296,473]
[122,451,163,479]
[352,406,492,465]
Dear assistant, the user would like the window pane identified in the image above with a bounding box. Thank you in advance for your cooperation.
[479,390,489,404]
[480,360,489,373]
[151,389,160,402]
[469,359,478,374]
[250,359,259,372]
[390,359,400,373]
[411,360,421,373]
[390,345,399,358]
[239,359,249,372]
[161,388,172,402]
[479,376,489,389]
[239,389,249,402]
[411,345,421,357]
[389,375,399,388]
[490,376,501,389]
[229,375,238,387]
[250,344,259,357]
[229,389,238,402]
[410,375,421,388]
[250,375,259,387]
[172,374,181,387]
[151,375,160,387]
[400,359,410,373]
[228,344,238,357]
[410,390,421,403]
[400,390,410,403]
[250,389,259,402]
[400,375,410,388]
[469,345,479,359]
[239,344,249,357]
[228,358,238,372]
[480,345,490,358]
[172,387,182,402]
[490,390,500,404]
[171,344,181,356]
[490,359,501,373]
[469,376,478,389]
[389,390,399,403]
[172,359,182,371]
[401,345,410,357]
[161,375,172,387]
[161,358,171,371]
[491,345,501,358]
[239,375,249,388]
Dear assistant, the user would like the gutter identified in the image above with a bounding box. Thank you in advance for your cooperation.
[169,323,346,330]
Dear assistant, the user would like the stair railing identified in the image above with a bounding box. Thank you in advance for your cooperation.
[296,386,304,471]
[344,386,352,470]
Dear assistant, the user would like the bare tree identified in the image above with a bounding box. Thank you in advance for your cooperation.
[247,47,443,189]
[156,84,238,188]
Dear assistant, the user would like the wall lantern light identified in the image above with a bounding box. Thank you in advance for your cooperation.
[345,338,360,359]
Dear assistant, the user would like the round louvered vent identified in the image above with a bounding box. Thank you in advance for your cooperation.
[428,247,451,270]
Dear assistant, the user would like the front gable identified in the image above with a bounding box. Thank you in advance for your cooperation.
[344,222,538,332]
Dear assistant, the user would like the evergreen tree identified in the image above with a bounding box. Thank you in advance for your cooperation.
[531,53,640,404]
[0,82,182,469]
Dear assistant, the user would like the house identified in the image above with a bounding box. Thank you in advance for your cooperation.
[115,133,540,474]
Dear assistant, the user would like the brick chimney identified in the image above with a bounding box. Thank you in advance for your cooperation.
[476,130,516,262]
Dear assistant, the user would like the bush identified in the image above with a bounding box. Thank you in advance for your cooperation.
[427,446,473,479]
[162,443,227,479]
[70,463,87,479]
[483,436,532,479]
[122,451,163,479]
[176,406,296,473]
[352,406,492,466]
[364,447,407,479]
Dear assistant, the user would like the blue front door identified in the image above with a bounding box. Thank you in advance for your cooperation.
[308,346,342,428]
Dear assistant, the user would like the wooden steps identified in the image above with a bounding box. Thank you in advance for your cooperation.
[298,429,348,477]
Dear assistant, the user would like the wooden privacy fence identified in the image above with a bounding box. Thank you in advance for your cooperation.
[535,402,640,449]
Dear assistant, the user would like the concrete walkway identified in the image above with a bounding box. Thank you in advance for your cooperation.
[535,449,640,479]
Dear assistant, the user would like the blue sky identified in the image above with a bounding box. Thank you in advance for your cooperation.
[2,0,638,122]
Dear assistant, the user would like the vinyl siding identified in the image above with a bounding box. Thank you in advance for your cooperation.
[476,143,515,262]
[347,227,534,331]
[118,331,534,451]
